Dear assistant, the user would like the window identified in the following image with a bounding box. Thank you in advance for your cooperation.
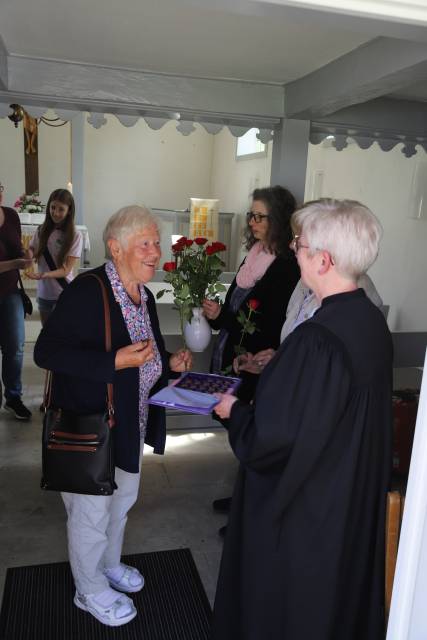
[236,128,267,160]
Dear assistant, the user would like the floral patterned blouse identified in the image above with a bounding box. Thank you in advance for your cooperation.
[106,260,162,439]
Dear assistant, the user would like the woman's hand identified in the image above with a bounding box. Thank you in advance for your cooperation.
[25,270,42,280]
[202,298,221,320]
[233,349,276,374]
[214,393,238,419]
[233,352,253,374]
[250,349,276,371]
[115,340,154,370]
[14,258,33,270]
[169,349,193,372]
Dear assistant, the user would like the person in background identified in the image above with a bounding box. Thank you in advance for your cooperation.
[202,185,300,528]
[238,271,383,374]
[212,199,392,640]
[0,180,33,420]
[34,205,192,628]
[27,188,83,325]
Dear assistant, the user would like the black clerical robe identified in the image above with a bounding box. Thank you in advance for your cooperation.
[211,289,393,640]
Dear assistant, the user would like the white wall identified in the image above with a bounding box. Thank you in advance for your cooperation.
[0,114,214,266]
[2,111,427,331]
[84,117,214,265]
[305,140,427,331]
[210,128,272,268]
[38,117,71,202]
[0,112,71,207]
[0,119,25,206]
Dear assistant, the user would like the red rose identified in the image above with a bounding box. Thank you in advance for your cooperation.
[207,241,226,254]
[205,245,215,255]
[163,261,177,272]
[248,299,260,311]
[184,239,194,247]
[194,237,208,245]
[172,237,187,250]
[172,241,186,252]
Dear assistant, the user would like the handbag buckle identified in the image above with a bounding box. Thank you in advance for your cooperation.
[107,405,115,428]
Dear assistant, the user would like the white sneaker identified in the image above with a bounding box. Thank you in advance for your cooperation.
[74,590,137,627]
[104,564,145,593]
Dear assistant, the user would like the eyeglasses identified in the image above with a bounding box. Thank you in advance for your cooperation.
[291,235,336,265]
[246,212,269,223]
[0,185,4,193]
[291,235,309,253]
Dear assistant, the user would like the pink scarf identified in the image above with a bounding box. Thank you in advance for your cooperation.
[236,241,275,289]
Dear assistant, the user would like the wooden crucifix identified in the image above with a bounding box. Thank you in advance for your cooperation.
[23,111,39,194]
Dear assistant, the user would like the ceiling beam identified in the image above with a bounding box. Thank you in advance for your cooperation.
[182,0,427,41]
[316,97,427,137]
[285,37,427,119]
[0,35,8,90]
[6,55,284,120]
[254,0,427,27]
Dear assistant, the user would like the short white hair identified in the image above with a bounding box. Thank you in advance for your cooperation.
[103,205,160,257]
[292,199,382,279]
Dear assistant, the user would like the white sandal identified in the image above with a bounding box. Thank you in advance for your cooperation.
[74,590,137,627]
[104,564,145,593]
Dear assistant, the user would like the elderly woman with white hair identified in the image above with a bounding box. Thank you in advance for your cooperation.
[212,199,393,640]
[34,205,192,627]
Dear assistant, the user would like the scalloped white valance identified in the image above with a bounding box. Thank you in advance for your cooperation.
[0,102,275,143]
[310,122,426,157]
[2,102,425,156]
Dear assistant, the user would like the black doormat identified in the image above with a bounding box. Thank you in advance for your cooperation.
[0,548,212,640]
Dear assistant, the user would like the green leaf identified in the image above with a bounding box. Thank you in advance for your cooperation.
[237,309,246,323]
[180,283,190,298]
[221,365,233,375]
[234,345,247,355]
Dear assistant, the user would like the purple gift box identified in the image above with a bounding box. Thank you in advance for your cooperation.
[147,371,241,415]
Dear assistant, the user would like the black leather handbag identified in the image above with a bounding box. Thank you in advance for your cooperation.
[17,272,33,317]
[40,274,116,495]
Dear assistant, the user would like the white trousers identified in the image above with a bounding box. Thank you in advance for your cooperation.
[61,446,143,596]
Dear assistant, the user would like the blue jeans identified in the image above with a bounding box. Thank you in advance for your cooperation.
[0,291,25,400]
[37,297,57,314]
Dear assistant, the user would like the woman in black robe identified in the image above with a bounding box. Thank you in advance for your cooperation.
[211,199,393,640]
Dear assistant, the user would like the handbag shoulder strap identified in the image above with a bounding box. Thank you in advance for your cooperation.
[42,246,69,290]
[44,272,115,428]
[17,271,25,292]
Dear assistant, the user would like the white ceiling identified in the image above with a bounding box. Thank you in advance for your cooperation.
[390,85,427,102]
[1,0,427,144]
[0,0,373,83]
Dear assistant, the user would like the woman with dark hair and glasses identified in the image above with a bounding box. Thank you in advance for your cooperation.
[203,185,300,526]
[236,202,384,374]
[203,185,300,401]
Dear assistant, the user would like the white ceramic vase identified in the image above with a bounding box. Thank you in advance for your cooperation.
[183,307,212,352]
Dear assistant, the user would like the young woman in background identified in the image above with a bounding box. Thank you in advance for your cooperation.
[28,188,83,325]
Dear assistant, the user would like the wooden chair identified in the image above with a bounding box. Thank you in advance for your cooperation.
[385,491,405,620]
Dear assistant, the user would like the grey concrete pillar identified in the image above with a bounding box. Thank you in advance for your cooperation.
[71,112,85,225]
[270,119,310,205]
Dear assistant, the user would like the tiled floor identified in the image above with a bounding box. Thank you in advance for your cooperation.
[0,337,237,608]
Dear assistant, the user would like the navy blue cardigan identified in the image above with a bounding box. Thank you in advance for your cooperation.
[34,265,169,473]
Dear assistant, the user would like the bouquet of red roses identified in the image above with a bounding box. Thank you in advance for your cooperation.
[158,236,227,335]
